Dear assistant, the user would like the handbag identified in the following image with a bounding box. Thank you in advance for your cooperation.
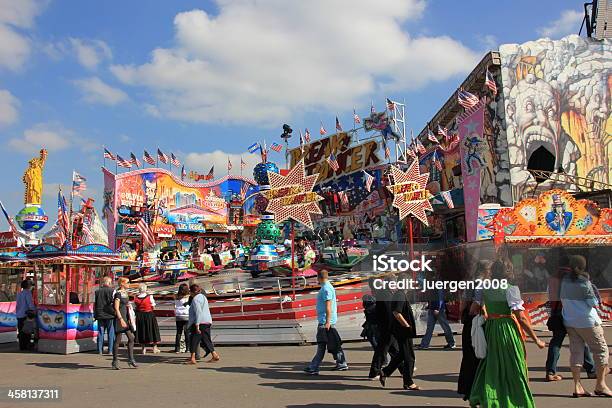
[546,311,564,332]
[471,314,487,359]
[127,303,137,332]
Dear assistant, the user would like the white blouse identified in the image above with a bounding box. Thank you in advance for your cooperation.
[506,285,525,311]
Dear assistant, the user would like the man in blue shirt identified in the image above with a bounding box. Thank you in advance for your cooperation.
[304,269,348,375]
[418,282,455,350]
[16,279,36,351]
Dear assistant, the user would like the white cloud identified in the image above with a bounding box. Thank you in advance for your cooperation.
[0,0,45,70]
[69,38,112,69]
[185,150,260,178]
[538,10,583,39]
[111,0,478,126]
[0,89,20,126]
[8,123,95,154]
[72,76,129,105]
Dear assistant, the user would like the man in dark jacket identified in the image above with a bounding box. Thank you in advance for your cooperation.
[379,271,420,391]
[94,276,116,354]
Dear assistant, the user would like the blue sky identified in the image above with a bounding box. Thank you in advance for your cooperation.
[0,0,586,228]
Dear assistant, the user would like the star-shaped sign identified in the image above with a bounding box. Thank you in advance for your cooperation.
[265,159,323,230]
[386,160,433,225]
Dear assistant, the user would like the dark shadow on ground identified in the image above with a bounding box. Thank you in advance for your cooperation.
[286,405,464,408]
[27,362,106,370]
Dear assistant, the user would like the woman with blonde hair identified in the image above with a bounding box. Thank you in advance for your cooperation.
[112,277,137,369]
[560,255,611,398]
[469,259,545,407]
[133,283,161,354]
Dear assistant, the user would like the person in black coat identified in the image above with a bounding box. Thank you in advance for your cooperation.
[379,271,419,391]
[368,273,404,380]
[94,276,116,355]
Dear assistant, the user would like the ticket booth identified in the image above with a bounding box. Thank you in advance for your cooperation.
[0,253,31,344]
[27,243,136,354]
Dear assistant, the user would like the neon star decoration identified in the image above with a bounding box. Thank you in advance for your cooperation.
[386,160,433,225]
[265,159,323,230]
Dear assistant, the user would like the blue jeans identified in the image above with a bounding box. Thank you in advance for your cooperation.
[97,319,115,354]
[545,326,594,375]
[308,325,348,371]
[420,309,455,348]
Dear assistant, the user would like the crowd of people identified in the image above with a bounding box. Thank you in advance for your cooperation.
[11,252,611,404]
[92,278,219,369]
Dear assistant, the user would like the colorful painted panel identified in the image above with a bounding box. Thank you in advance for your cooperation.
[492,189,612,243]
[499,35,611,194]
[37,304,96,340]
[0,302,16,333]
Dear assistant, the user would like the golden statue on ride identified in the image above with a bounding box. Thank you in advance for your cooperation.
[22,149,47,205]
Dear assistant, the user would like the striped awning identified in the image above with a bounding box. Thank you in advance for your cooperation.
[0,255,136,266]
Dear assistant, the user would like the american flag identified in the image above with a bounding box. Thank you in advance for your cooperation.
[427,129,439,144]
[407,145,417,159]
[441,190,454,209]
[338,191,349,207]
[240,157,246,171]
[386,98,395,111]
[181,165,186,180]
[458,89,480,109]
[130,152,142,168]
[227,157,232,171]
[370,101,376,114]
[72,172,87,195]
[416,139,426,154]
[81,212,94,245]
[143,150,156,165]
[247,142,260,153]
[157,148,169,164]
[363,171,374,192]
[270,142,283,152]
[136,216,155,248]
[0,199,18,233]
[335,117,342,132]
[304,128,311,143]
[240,183,249,200]
[327,153,339,172]
[353,108,361,124]
[56,191,70,245]
[437,125,448,139]
[103,148,115,160]
[485,69,497,95]
[320,121,327,135]
[170,153,181,167]
[116,155,132,168]
[205,166,214,180]
[433,151,443,171]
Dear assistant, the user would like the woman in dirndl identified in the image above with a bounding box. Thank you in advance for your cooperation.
[134,283,161,354]
[469,259,545,408]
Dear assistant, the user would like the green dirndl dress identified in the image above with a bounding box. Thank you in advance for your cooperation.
[469,287,535,408]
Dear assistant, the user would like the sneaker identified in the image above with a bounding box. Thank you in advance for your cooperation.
[443,344,456,350]
[369,375,380,381]
[303,367,319,375]
[332,365,349,371]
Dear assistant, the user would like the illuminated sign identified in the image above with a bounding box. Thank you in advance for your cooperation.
[386,161,433,225]
[289,132,380,182]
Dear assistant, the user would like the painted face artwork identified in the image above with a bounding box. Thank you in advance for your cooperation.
[39,310,66,331]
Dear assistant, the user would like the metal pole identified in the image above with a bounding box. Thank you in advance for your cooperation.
[291,220,296,300]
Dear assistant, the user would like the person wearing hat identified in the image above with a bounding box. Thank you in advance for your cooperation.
[545,194,572,235]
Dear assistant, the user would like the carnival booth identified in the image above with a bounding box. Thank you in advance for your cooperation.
[0,253,31,344]
[491,190,612,324]
[25,243,135,354]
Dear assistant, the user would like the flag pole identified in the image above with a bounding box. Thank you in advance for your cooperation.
[156,147,159,168]
[102,145,106,169]
[69,170,75,249]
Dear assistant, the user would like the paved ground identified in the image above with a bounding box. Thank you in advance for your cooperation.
[1,328,611,408]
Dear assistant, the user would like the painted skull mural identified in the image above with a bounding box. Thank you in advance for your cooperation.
[500,35,611,194]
